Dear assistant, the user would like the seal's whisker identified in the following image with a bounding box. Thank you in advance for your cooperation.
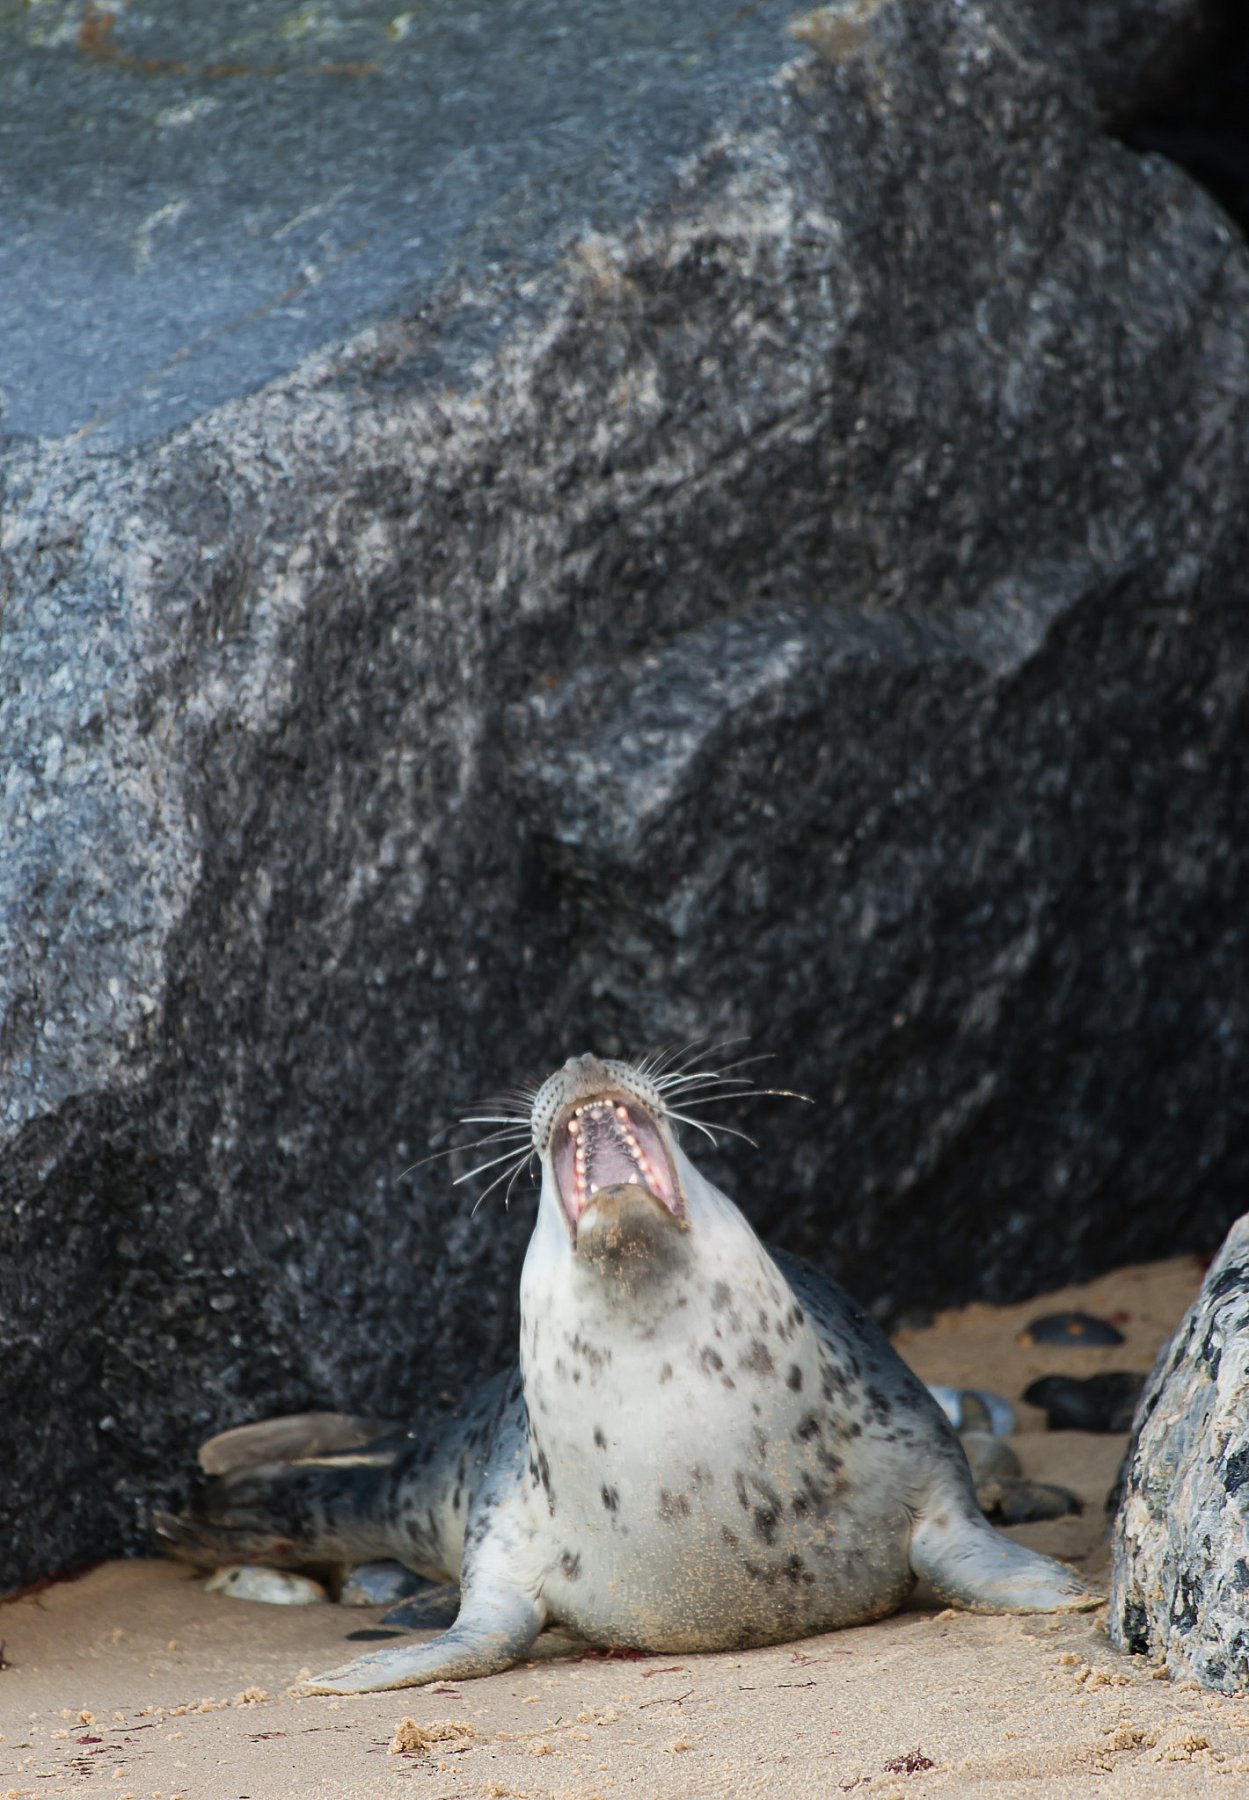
[654,1053,774,1091]
[452,1144,538,1187]
[659,1107,723,1147]
[667,1086,814,1107]
[460,1108,539,1123]
[398,1128,531,1179]
[660,1035,750,1078]
[636,1035,748,1083]
[469,1149,537,1214]
[665,1108,761,1149]
[635,1040,701,1081]
[501,1151,537,1211]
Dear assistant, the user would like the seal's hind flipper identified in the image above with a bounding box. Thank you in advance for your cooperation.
[909,1505,1100,1613]
[151,1505,308,1570]
[153,1449,396,1572]
[198,1411,399,1476]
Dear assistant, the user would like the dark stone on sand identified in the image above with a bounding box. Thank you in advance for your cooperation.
[1018,1312,1126,1348]
[978,1478,1083,1526]
[1023,1372,1147,1433]
[1110,1214,1249,1692]
[2,0,1248,1595]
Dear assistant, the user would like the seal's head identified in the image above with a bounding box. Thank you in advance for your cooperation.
[530,1053,685,1248]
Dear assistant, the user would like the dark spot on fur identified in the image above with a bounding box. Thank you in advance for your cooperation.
[795,1412,821,1443]
[601,1484,620,1512]
[712,1281,733,1311]
[560,1551,582,1581]
[570,1333,609,1371]
[691,1464,713,1489]
[721,1525,739,1548]
[700,1347,724,1374]
[659,1488,692,1521]
[783,1552,809,1587]
[593,1426,607,1449]
[786,1364,803,1392]
[740,1339,775,1378]
[659,1363,674,1384]
[734,1472,751,1512]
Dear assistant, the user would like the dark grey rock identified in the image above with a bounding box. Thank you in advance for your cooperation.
[2,0,1249,1598]
[1023,1371,1148,1432]
[1019,0,1213,117]
[1110,1215,1249,1692]
[1019,1311,1126,1348]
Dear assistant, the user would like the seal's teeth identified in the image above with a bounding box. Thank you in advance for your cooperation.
[615,1104,629,1121]
[567,1119,580,1137]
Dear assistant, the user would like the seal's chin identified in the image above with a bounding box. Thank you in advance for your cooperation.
[574,1182,688,1276]
[550,1092,683,1243]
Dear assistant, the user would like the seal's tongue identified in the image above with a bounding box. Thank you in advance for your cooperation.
[553,1096,680,1238]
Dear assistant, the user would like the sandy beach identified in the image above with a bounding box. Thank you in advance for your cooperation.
[4,1253,1246,1799]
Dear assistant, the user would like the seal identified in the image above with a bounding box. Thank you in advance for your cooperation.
[155,1052,1096,1693]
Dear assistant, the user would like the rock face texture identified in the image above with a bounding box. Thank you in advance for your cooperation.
[2,0,1248,1592]
[1111,1216,1249,1692]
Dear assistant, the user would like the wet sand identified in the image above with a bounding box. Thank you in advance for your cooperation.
[5,1254,1247,1799]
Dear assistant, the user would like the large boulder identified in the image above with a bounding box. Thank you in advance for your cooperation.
[2,0,1248,1593]
[1110,1215,1249,1691]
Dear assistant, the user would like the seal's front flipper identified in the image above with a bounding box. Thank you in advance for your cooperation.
[298,1577,543,1693]
[300,1396,545,1694]
[910,1505,1100,1614]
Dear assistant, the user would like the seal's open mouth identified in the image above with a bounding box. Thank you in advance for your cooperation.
[552,1093,683,1239]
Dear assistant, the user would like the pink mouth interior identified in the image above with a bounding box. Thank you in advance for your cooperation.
[553,1095,681,1232]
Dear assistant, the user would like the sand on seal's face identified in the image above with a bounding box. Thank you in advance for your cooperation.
[4,1254,1247,1800]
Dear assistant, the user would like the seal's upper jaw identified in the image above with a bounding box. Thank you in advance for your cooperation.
[550,1090,684,1243]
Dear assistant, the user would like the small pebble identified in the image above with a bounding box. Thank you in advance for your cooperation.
[339,1561,423,1607]
[1018,1310,1125,1348]
[1023,1371,1146,1433]
[205,1566,329,1605]
[927,1384,1016,1436]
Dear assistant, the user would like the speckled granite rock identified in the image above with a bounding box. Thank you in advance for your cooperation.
[1110,1216,1249,1692]
[2,0,1248,1593]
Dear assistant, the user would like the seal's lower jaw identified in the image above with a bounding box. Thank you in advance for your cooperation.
[574,1182,688,1275]
[550,1092,683,1244]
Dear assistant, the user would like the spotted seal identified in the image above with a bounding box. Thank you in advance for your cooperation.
[156,1052,1096,1693]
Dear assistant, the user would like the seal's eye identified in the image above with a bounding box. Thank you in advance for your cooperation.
[552,1095,681,1234]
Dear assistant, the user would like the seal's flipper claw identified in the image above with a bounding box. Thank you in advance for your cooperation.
[298,1582,542,1693]
[910,1506,1100,1613]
